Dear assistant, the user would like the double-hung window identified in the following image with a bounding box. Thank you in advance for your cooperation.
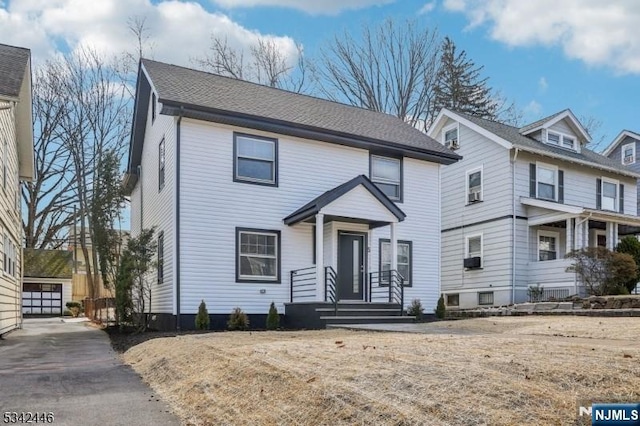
[538,230,558,261]
[370,155,402,201]
[537,164,557,201]
[237,228,280,282]
[443,124,459,150]
[466,167,482,204]
[234,134,277,185]
[157,231,164,284]
[158,137,165,191]
[601,178,618,211]
[547,131,576,150]
[465,234,482,269]
[622,143,636,165]
[379,239,412,286]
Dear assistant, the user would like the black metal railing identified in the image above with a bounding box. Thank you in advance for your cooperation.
[368,270,405,315]
[324,266,338,315]
[290,266,316,302]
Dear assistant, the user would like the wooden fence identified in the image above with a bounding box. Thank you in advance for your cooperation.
[83,297,116,325]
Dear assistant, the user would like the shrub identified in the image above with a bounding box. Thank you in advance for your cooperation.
[407,299,424,320]
[63,309,72,317]
[66,301,83,318]
[567,247,638,296]
[195,300,210,330]
[435,294,446,319]
[615,236,640,293]
[266,302,279,330]
[227,307,250,331]
[527,284,544,302]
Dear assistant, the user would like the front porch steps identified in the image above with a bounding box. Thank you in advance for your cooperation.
[284,301,415,329]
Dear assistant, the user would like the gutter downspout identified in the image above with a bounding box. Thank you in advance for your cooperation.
[176,107,184,331]
[511,148,519,304]
[137,165,143,231]
[573,212,593,296]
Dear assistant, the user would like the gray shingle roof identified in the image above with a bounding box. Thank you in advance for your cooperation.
[0,43,30,99]
[141,59,459,161]
[518,109,569,134]
[458,112,640,178]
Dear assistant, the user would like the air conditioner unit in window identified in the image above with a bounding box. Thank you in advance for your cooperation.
[623,155,634,165]
[445,139,459,150]
[463,256,481,269]
[468,191,481,203]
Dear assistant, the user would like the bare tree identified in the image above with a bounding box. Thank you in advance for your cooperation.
[193,35,306,92]
[314,19,441,129]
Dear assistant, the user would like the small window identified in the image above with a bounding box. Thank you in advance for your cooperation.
[547,132,560,145]
[234,134,277,185]
[237,228,280,282]
[380,239,412,286]
[466,167,482,204]
[601,179,618,211]
[538,231,559,261]
[370,155,402,201]
[547,131,576,150]
[446,294,459,306]
[622,143,635,165]
[151,92,156,122]
[157,231,164,284]
[478,292,494,306]
[465,234,483,269]
[537,164,557,201]
[159,137,165,191]
[443,124,459,149]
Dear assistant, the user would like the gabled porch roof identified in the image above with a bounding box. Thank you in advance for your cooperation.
[283,175,406,228]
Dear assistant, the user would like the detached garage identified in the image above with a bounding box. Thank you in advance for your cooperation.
[22,250,72,317]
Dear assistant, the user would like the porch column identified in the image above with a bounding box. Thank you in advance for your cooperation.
[606,222,614,250]
[574,219,583,250]
[390,222,398,273]
[614,223,619,248]
[565,218,573,255]
[316,213,325,301]
[583,220,590,249]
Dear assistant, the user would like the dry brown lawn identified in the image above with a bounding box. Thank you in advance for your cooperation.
[122,317,640,425]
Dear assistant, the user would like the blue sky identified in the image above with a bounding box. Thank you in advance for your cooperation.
[1,0,639,149]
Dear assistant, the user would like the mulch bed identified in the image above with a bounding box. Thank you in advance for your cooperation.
[105,327,213,353]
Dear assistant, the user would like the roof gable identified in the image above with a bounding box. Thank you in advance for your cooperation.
[520,109,591,144]
[602,130,640,157]
[0,43,30,100]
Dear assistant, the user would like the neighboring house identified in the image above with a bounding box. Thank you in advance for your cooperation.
[428,109,640,309]
[22,249,72,316]
[602,130,640,215]
[0,44,34,335]
[124,59,460,330]
[66,226,129,300]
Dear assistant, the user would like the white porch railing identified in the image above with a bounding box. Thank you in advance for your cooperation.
[527,258,576,288]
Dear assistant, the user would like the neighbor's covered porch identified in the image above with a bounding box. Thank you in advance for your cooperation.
[283,175,407,306]
[523,197,640,297]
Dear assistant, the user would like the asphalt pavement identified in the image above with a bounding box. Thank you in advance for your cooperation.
[0,318,180,426]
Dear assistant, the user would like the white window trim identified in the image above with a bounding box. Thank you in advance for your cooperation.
[537,230,560,262]
[238,230,279,281]
[465,233,483,267]
[442,123,459,148]
[536,161,558,202]
[622,142,636,165]
[546,129,577,150]
[465,166,483,204]
[601,177,619,212]
[370,155,402,201]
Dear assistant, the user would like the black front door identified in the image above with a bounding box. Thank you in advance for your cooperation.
[337,232,365,300]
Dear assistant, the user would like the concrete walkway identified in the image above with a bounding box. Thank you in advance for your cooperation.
[0,318,180,426]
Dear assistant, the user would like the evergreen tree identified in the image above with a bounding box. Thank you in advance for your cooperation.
[435,294,446,319]
[266,302,279,330]
[195,300,210,330]
[434,37,497,119]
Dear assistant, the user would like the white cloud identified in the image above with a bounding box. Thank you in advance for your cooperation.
[209,0,395,15]
[523,100,542,117]
[418,2,436,15]
[0,0,300,69]
[442,0,640,74]
[538,77,548,92]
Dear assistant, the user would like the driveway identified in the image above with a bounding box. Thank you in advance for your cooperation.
[0,318,180,426]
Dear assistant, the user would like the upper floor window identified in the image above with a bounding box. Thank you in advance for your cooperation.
[158,137,165,191]
[537,164,557,201]
[151,92,157,123]
[600,178,618,211]
[379,239,412,286]
[622,142,635,165]
[370,155,402,201]
[234,133,278,186]
[464,234,482,269]
[547,131,576,150]
[157,231,164,284]
[466,167,482,204]
[538,230,559,261]
[236,228,280,282]
[443,124,459,150]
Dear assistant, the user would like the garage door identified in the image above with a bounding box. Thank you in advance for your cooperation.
[22,283,63,316]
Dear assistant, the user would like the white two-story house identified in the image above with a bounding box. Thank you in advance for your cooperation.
[429,109,640,309]
[124,59,460,330]
[0,44,34,335]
